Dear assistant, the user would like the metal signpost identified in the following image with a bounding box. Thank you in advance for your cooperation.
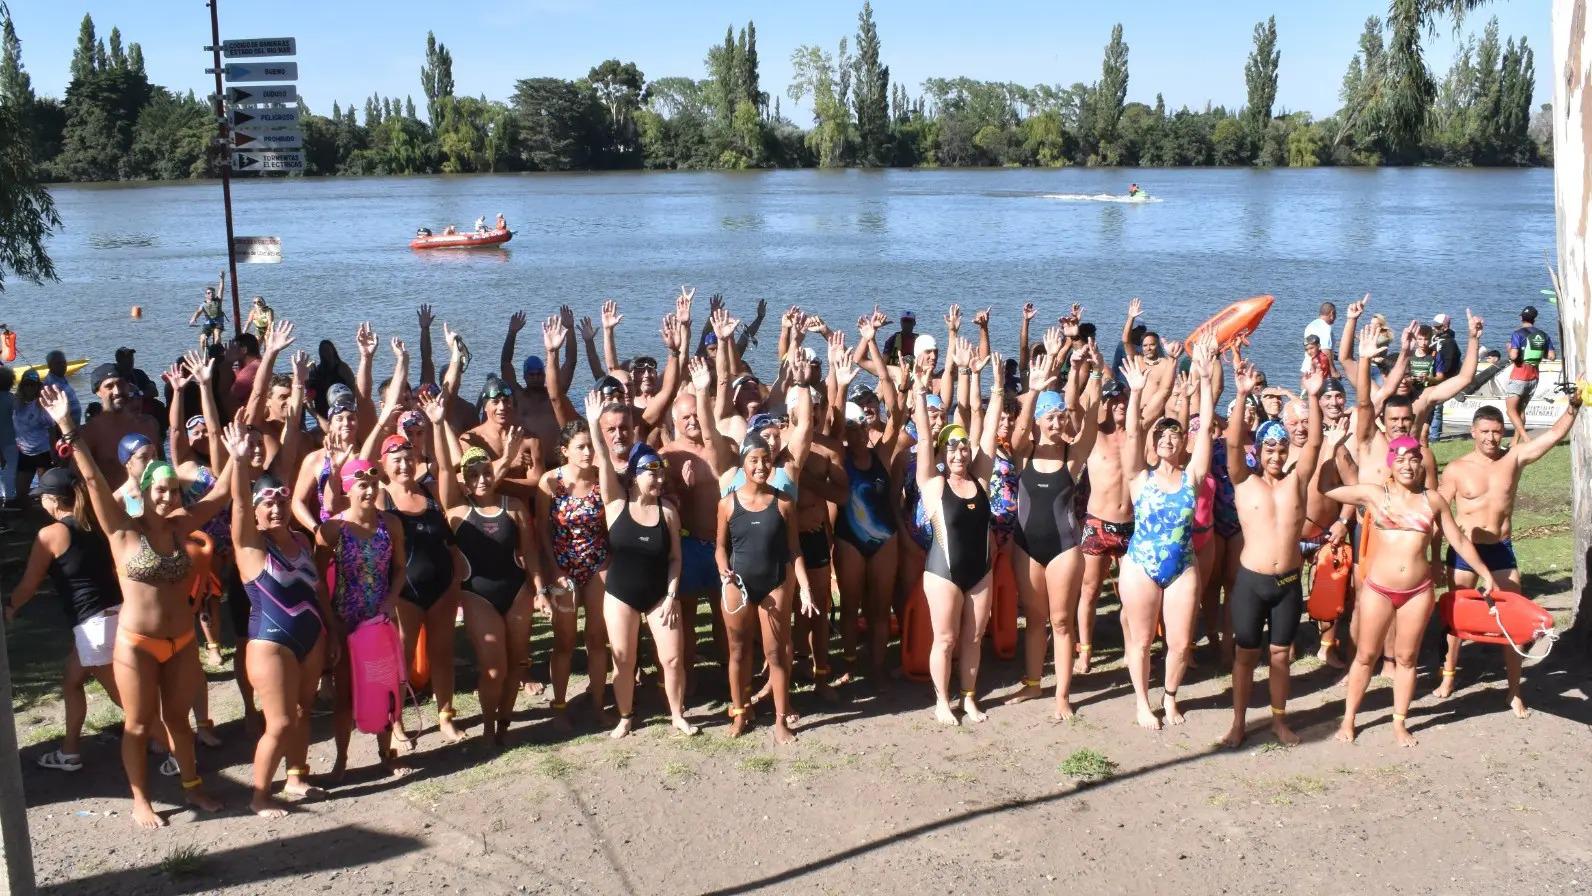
[206,2,299,331]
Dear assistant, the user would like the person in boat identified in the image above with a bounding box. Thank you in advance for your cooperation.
[1435,395,1581,715]
[443,225,458,236]
[474,216,487,234]
[1128,183,1140,197]
[495,213,506,231]
[415,227,433,238]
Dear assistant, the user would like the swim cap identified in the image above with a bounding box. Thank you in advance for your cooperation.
[1386,435,1422,466]
[381,434,411,456]
[625,442,664,478]
[117,433,153,466]
[139,461,177,492]
[846,381,875,402]
[905,420,919,443]
[1033,390,1065,420]
[747,412,784,434]
[327,383,356,415]
[739,431,771,461]
[1321,377,1346,396]
[458,446,491,471]
[1099,377,1124,399]
[924,393,944,410]
[523,355,545,377]
[398,410,424,432]
[844,402,866,425]
[339,458,376,490]
[914,334,938,358]
[1255,420,1289,445]
[935,423,969,450]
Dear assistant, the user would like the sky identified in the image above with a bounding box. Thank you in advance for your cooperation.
[8,1,1556,122]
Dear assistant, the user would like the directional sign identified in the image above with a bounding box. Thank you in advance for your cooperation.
[233,236,282,263]
[231,107,301,128]
[221,37,296,59]
[233,128,303,149]
[232,151,304,172]
[226,84,297,105]
[224,62,298,83]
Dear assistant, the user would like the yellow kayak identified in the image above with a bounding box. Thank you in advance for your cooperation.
[15,358,89,378]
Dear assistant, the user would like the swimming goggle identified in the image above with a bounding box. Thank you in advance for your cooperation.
[633,459,666,474]
[482,386,512,400]
[252,486,290,504]
[345,467,382,484]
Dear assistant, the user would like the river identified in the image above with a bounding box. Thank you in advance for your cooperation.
[10,167,1557,393]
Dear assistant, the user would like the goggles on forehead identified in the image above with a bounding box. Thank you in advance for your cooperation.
[634,459,666,474]
[252,486,290,505]
[483,386,512,400]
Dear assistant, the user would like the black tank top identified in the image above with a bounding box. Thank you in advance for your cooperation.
[48,517,122,624]
[605,503,670,609]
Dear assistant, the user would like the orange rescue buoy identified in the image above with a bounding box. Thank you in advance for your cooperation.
[410,625,431,689]
[1183,294,1274,353]
[990,543,1018,660]
[1440,589,1555,647]
[1306,543,1352,622]
[900,578,932,682]
[130,306,143,319]
[1,330,16,363]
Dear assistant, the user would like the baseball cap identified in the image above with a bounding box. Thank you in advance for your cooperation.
[846,381,875,402]
[29,467,76,499]
[1521,305,1538,322]
[595,374,625,397]
[117,433,153,465]
[730,373,760,392]
[901,310,916,321]
[1432,313,1450,327]
[91,363,121,391]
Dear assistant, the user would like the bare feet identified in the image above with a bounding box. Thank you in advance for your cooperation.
[282,777,326,800]
[131,797,166,830]
[391,726,416,753]
[830,669,855,687]
[251,793,290,818]
[1220,721,1247,749]
[1052,697,1075,722]
[1392,720,1418,748]
[772,722,798,745]
[194,724,222,749]
[381,753,416,777]
[609,716,634,739]
[1378,659,1396,680]
[1135,702,1162,731]
[437,715,466,744]
[185,787,222,813]
[1073,648,1093,676]
[671,716,701,737]
[329,756,349,782]
[521,679,546,698]
[962,696,988,724]
[1509,695,1530,719]
[1005,682,1043,705]
[1162,693,1186,726]
[1434,676,1456,700]
[1318,644,1347,670]
[729,711,748,738]
[933,702,960,726]
[750,678,773,707]
[1334,720,1357,744]
[1270,716,1301,746]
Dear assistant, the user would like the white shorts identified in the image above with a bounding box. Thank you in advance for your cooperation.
[72,610,119,667]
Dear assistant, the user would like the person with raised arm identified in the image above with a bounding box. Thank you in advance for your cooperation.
[1220,361,1326,748]
[499,309,572,470]
[38,383,232,829]
[1435,393,1581,715]
[1324,435,1496,747]
[1004,332,1102,718]
[1116,334,1217,730]
[580,390,698,738]
[911,344,1007,725]
[221,421,330,816]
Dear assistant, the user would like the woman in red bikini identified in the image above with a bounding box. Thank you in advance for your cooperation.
[39,385,233,828]
[1325,435,1494,747]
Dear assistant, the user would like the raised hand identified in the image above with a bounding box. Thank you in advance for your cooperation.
[1356,323,1379,361]
[984,350,1004,382]
[291,351,311,383]
[857,312,877,342]
[951,336,975,368]
[661,313,681,352]
[1127,297,1143,319]
[833,353,858,388]
[1346,294,1368,318]
[390,337,408,363]
[1302,365,1326,397]
[163,362,188,390]
[1023,302,1037,322]
[601,300,623,330]
[781,306,801,330]
[559,305,575,329]
[1466,308,1483,339]
[38,385,71,424]
[1042,326,1064,360]
[502,425,526,461]
[1165,339,1184,361]
[972,308,990,328]
[826,330,847,368]
[710,307,739,340]
[688,356,712,393]
[578,316,597,342]
[419,390,446,424]
[543,316,568,352]
[945,304,962,333]
[1192,332,1218,375]
[418,304,435,330]
[183,349,215,386]
[675,286,695,323]
[222,421,251,460]
[1234,361,1260,395]
[582,389,603,423]
[266,320,296,354]
[1121,355,1149,392]
[1027,354,1055,393]
[508,310,527,335]
[356,322,377,358]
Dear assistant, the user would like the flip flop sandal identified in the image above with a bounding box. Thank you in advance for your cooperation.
[37,749,83,772]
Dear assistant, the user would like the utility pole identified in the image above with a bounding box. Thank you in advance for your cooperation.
[208,0,243,335]
[0,601,38,895]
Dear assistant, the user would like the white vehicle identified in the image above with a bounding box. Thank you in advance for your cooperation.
[1440,358,1568,437]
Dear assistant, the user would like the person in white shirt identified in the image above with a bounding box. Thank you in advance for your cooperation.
[1303,302,1337,354]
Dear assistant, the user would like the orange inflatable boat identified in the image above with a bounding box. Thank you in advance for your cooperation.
[409,228,513,250]
[1183,294,1274,353]
[1440,589,1555,649]
[1306,543,1352,622]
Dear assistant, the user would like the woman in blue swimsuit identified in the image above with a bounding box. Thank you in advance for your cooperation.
[1119,336,1217,731]
[225,425,332,817]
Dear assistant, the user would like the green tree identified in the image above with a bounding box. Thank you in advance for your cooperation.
[586,59,646,161]
[850,1,890,166]
[53,66,152,181]
[1,9,32,112]
[1211,116,1246,165]
[789,44,847,167]
[1243,16,1280,159]
[127,42,143,79]
[1285,114,1328,166]
[1336,16,1386,158]
[130,88,213,179]
[70,13,95,84]
[1379,0,1435,162]
[511,77,603,170]
[0,1,56,291]
[1090,23,1129,164]
[420,30,453,126]
[107,26,125,70]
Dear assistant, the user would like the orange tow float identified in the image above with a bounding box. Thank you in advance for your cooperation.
[1183,294,1274,352]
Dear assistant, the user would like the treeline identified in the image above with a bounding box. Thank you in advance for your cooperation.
[0,4,1550,183]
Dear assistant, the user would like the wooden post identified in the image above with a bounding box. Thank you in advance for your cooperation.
[1552,0,1592,637]
[0,604,38,895]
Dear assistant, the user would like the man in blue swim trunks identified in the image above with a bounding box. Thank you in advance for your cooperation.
[1435,396,1579,715]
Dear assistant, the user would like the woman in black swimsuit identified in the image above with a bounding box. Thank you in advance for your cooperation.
[716,433,817,744]
[380,405,463,743]
[583,392,698,738]
[910,349,1005,726]
[445,437,539,746]
[1006,336,1101,719]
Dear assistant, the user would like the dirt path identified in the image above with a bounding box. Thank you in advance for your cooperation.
[17,598,1592,896]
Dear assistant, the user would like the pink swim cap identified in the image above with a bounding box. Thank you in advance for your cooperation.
[1386,435,1422,466]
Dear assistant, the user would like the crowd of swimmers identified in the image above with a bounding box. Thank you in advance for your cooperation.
[0,287,1578,828]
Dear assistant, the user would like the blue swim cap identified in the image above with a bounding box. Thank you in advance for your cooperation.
[523,355,545,378]
[1255,420,1289,445]
[625,442,664,478]
[117,433,153,466]
[924,394,944,410]
[1033,390,1065,420]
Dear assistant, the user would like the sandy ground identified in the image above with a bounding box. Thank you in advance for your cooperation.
[12,579,1592,896]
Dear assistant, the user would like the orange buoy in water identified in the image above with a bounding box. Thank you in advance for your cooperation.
[1183,294,1274,353]
[130,306,143,319]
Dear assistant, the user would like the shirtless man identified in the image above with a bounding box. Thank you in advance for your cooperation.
[597,294,689,447]
[459,375,541,500]
[1222,363,1325,747]
[1076,377,1134,674]
[1283,381,1357,667]
[500,311,571,470]
[81,363,159,490]
[1436,396,1580,715]
[660,356,735,682]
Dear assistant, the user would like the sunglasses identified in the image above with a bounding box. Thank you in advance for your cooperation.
[631,358,658,371]
[253,486,290,504]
